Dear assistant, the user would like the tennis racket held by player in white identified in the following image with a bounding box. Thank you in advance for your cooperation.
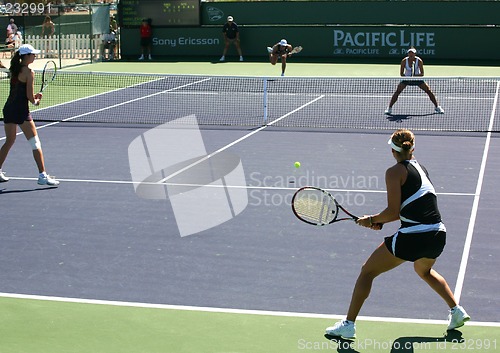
[289,46,303,55]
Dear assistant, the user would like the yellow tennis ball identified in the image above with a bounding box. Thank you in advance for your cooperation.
[294,161,301,168]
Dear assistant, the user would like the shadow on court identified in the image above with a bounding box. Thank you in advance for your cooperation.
[323,335,359,353]
[390,330,464,352]
[323,330,464,353]
[0,186,58,194]
[385,113,436,123]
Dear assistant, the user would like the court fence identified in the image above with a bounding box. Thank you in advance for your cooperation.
[1,3,114,66]
[22,34,101,60]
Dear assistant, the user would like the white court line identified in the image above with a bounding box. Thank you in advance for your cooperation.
[156,95,326,184]
[453,80,500,303]
[5,176,477,197]
[0,292,498,327]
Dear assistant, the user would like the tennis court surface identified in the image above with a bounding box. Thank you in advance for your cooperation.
[0,71,499,352]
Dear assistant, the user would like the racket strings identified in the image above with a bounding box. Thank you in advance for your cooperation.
[41,61,57,91]
[43,69,56,82]
[293,191,337,224]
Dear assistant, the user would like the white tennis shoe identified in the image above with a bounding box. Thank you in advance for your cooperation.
[325,320,356,339]
[0,170,9,182]
[384,107,392,115]
[38,173,60,186]
[447,305,470,330]
[435,106,445,114]
[267,46,273,54]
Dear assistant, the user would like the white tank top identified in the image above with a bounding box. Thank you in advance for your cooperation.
[404,57,421,77]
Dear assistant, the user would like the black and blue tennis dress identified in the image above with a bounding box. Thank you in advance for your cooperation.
[3,75,33,125]
[384,159,446,262]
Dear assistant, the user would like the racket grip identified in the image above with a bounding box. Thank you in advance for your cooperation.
[372,223,383,230]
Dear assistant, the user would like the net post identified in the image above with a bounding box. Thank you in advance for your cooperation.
[263,77,268,125]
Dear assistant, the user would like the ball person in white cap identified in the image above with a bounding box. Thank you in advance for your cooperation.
[385,46,444,115]
[220,16,243,62]
[267,39,293,76]
[0,44,59,186]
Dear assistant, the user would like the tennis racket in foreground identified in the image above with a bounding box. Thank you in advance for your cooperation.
[291,186,358,226]
[40,60,57,93]
[289,46,303,55]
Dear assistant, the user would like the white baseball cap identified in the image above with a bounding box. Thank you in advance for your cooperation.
[18,44,40,55]
[407,48,417,53]
[227,16,233,21]
[279,39,287,46]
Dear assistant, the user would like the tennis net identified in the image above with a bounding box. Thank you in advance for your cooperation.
[1,71,499,132]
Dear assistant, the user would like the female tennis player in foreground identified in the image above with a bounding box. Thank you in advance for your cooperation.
[0,44,59,186]
[326,129,469,339]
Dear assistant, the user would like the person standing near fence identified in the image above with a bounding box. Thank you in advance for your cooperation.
[100,26,116,61]
[41,15,55,58]
[110,15,119,60]
[138,19,152,61]
[6,18,17,38]
[0,44,59,186]
[219,16,243,62]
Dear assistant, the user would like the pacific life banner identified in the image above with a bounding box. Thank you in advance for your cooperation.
[120,26,500,61]
[329,26,500,60]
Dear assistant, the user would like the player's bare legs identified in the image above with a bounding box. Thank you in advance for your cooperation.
[269,53,278,65]
[418,83,439,107]
[414,258,457,308]
[388,82,407,108]
[0,123,17,169]
[346,243,405,321]
[19,120,45,173]
[280,54,287,76]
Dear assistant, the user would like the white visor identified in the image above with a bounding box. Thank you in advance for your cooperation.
[388,138,414,152]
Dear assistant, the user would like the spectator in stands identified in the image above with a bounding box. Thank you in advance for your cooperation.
[109,15,119,60]
[385,47,444,115]
[5,32,15,48]
[220,16,243,62]
[5,30,22,57]
[0,44,59,186]
[100,26,116,61]
[110,15,118,32]
[267,39,293,76]
[14,31,22,48]
[41,15,55,58]
[6,18,17,37]
[138,18,152,61]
